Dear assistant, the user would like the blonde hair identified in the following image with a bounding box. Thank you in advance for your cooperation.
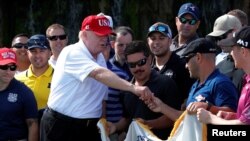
[46,23,66,36]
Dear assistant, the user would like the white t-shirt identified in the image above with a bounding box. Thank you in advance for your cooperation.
[215,52,229,65]
[48,41,108,118]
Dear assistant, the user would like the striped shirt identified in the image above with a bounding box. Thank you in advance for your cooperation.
[106,57,131,122]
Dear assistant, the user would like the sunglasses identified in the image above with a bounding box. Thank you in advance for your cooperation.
[184,53,196,63]
[149,25,172,38]
[47,34,67,41]
[215,29,234,41]
[127,58,147,68]
[0,64,17,71]
[179,17,197,25]
[13,43,28,49]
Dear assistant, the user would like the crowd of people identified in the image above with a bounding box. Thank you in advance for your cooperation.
[0,2,249,141]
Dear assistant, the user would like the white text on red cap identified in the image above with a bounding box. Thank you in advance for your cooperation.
[98,19,110,26]
[1,52,15,59]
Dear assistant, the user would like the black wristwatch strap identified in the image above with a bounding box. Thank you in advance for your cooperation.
[206,101,212,111]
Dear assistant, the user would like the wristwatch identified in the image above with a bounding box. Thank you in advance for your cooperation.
[206,101,212,111]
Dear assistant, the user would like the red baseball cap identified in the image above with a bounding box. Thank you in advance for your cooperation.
[0,48,17,65]
[81,15,114,36]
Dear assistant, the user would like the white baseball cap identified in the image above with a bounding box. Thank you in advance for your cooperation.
[208,14,242,37]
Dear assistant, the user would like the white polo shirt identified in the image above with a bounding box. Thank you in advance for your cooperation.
[47,40,108,119]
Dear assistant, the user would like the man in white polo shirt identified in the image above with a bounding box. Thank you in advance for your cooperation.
[40,14,153,141]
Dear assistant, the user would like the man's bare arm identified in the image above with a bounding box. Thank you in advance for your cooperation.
[26,118,39,141]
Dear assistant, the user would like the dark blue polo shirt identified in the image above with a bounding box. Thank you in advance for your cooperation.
[186,69,238,111]
[0,79,38,140]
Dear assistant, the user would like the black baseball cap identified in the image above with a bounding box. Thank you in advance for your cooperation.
[182,38,217,57]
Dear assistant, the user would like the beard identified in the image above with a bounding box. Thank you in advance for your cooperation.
[154,50,168,58]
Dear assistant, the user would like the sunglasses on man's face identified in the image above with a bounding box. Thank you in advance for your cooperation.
[127,58,147,68]
[12,43,28,49]
[0,64,17,71]
[215,29,234,41]
[47,34,67,41]
[184,53,197,63]
[179,17,197,25]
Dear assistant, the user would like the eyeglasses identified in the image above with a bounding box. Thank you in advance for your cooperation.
[184,54,196,63]
[148,25,172,38]
[179,17,197,25]
[47,34,67,41]
[0,64,17,71]
[12,43,28,49]
[127,58,147,68]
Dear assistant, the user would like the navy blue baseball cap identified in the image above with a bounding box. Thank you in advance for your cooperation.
[27,34,50,50]
[178,3,201,20]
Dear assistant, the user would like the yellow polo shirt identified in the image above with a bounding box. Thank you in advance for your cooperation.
[15,65,54,110]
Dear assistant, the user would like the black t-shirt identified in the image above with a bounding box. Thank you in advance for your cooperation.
[152,53,195,104]
[121,70,182,140]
